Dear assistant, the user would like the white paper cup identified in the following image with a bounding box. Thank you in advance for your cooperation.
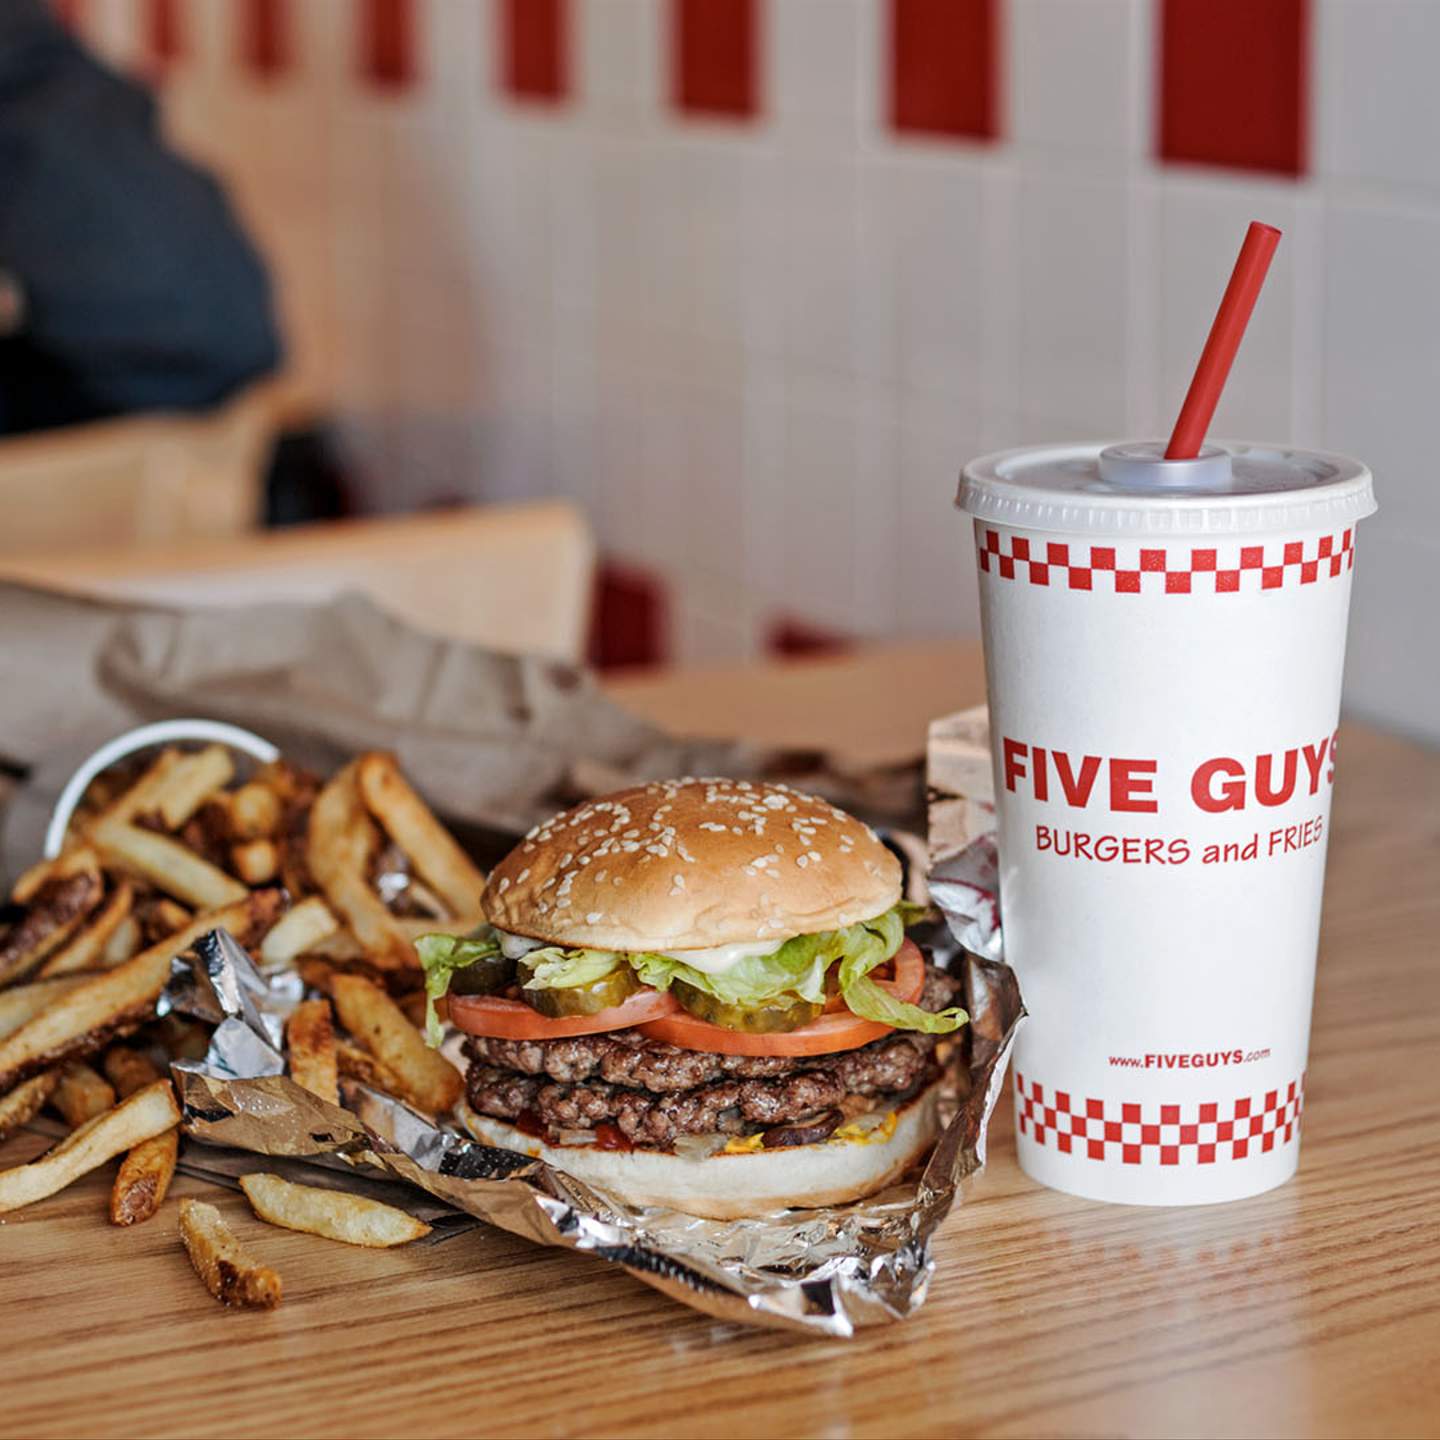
[958,441,1376,1205]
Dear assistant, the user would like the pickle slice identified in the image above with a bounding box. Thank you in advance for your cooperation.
[448,952,516,996]
[672,980,823,1033]
[518,959,640,1017]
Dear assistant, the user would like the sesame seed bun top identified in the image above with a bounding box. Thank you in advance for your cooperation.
[481,778,902,952]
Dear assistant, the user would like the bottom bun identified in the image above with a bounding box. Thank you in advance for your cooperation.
[456,1080,942,1220]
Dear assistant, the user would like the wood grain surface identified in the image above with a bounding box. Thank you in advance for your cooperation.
[2,646,1438,1440]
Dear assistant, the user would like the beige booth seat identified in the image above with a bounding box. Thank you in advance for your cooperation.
[0,501,596,664]
[0,389,274,550]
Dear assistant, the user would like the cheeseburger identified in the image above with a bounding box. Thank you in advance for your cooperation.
[418,779,966,1219]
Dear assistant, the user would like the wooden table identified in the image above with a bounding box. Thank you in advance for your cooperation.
[4,643,1438,1440]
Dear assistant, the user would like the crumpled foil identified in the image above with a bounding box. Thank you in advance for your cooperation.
[165,844,1020,1338]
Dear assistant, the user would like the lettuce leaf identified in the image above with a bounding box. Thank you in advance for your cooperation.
[831,907,967,1034]
[415,931,501,1047]
[630,939,834,1007]
[519,947,626,990]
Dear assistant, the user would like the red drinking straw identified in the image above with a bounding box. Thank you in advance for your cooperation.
[1165,221,1282,460]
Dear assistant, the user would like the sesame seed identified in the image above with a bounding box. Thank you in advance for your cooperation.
[516,868,530,884]
[586,911,603,924]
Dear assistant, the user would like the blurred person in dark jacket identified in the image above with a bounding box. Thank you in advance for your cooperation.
[0,0,281,434]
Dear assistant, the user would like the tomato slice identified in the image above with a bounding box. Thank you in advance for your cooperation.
[637,939,928,1058]
[448,986,679,1040]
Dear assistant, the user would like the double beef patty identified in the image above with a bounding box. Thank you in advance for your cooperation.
[464,962,960,1148]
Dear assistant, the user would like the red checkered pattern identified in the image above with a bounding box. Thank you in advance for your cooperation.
[1016,1072,1304,1165]
[977,528,1354,593]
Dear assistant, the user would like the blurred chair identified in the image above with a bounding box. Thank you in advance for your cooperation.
[0,501,596,663]
[0,386,274,551]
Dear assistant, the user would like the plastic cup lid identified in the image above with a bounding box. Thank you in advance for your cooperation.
[957,440,1375,538]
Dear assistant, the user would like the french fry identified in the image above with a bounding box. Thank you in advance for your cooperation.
[396,989,442,1030]
[0,1079,179,1212]
[102,914,142,968]
[37,882,135,979]
[329,973,462,1113]
[239,1172,430,1248]
[296,958,339,994]
[334,1040,412,1097]
[87,745,234,834]
[85,748,183,831]
[0,975,90,1041]
[154,745,234,830]
[231,839,279,886]
[178,1198,282,1309]
[252,759,307,802]
[95,1047,179,1227]
[0,1070,59,1143]
[296,929,366,964]
[149,1014,213,1062]
[49,1063,116,1128]
[397,914,487,941]
[0,890,283,1091]
[92,817,247,911]
[307,764,416,972]
[103,1044,163,1099]
[143,897,194,940]
[0,869,103,986]
[356,752,488,918]
[111,1128,178,1226]
[227,782,283,841]
[284,999,339,1105]
[11,844,101,905]
[258,896,339,970]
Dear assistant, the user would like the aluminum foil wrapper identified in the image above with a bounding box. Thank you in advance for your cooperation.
[168,860,1019,1338]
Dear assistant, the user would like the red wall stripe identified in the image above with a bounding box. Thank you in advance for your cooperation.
[147,0,183,66]
[500,0,568,102]
[241,0,291,80]
[890,0,999,140]
[1159,0,1308,176]
[360,0,417,91]
[672,0,758,120]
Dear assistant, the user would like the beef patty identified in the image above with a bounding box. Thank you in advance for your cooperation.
[464,961,959,1148]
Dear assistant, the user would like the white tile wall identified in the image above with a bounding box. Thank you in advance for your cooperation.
[1322,201,1440,541]
[1315,0,1440,195]
[1018,170,1134,431]
[770,0,864,145]
[70,0,1440,740]
[580,0,661,123]
[1009,0,1145,160]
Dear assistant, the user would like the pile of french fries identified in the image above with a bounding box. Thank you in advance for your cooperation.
[0,741,485,1306]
